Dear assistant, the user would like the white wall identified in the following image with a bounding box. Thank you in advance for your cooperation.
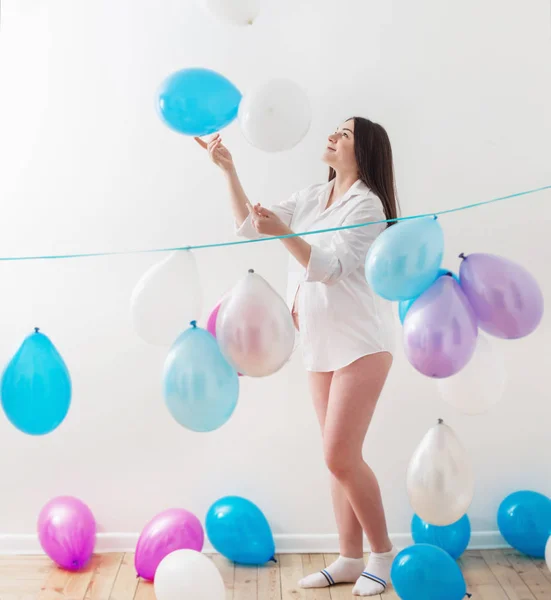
[0,0,550,551]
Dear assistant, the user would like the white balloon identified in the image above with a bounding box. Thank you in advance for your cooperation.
[546,536,551,573]
[407,419,475,526]
[154,549,225,600]
[217,270,295,377]
[198,0,259,26]
[238,79,311,152]
[437,334,507,415]
[130,251,203,347]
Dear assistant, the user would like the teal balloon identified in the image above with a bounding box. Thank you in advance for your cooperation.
[1,329,71,435]
[411,514,471,559]
[398,269,460,324]
[206,496,275,565]
[365,217,444,301]
[391,544,467,600]
[163,322,239,432]
[157,67,242,136]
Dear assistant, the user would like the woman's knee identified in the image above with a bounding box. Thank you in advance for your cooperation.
[323,439,359,480]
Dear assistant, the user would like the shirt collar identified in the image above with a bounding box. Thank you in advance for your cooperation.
[321,179,370,209]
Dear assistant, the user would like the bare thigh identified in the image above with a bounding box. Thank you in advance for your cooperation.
[308,371,334,430]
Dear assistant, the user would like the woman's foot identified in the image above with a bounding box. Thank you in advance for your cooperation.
[299,556,365,588]
[352,546,398,596]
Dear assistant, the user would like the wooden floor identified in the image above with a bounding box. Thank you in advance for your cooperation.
[0,550,550,599]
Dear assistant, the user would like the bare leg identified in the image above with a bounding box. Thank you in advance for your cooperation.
[323,352,393,553]
[308,372,363,558]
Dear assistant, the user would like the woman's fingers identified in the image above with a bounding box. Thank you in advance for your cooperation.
[194,137,208,149]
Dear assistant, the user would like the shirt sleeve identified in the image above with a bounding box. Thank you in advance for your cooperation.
[235,191,300,239]
[305,199,387,285]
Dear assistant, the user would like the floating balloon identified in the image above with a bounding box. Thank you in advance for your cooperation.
[1,328,71,435]
[154,549,225,600]
[391,544,467,600]
[365,216,444,301]
[163,321,239,432]
[238,79,311,152]
[546,536,551,572]
[407,419,474,526]
[437,333,506,415]
[459,253,544,339]
[38,496,96,571]
[206,297,243,377]
[206,496,275,564]
[157,68,242,137]
[197,0,260,26]
[497,491,551,558]
[398,269,459,324]
[403,275,478,378]
[216,270,295,377]
[411,514,471,559]
[130,251,203,347]
[135,509,204,581]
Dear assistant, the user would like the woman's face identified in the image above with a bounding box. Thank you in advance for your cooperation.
[322,119,357,172]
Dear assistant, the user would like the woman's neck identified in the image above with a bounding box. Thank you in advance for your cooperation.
[329,170,359,206]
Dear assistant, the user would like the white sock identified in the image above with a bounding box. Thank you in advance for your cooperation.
[299,555,365,588]
[353,546,398,596]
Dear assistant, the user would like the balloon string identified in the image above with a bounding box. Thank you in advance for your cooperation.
[0,184,548,262]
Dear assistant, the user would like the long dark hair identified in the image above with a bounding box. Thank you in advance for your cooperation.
[329,117,399,226]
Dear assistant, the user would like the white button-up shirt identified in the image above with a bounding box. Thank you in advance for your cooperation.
[236,179,396,372]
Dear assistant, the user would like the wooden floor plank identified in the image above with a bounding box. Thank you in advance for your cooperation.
[134,579,156,600]
[62,555,99,599]
[211,554,236,600]
[280,554,306,599]
[258,556,281,600]
[234,563,258,600]
[84,553,124,600]
[108,553,139,600]
[38,566,73,600]
[301,554,330,600]
[530,557,551,585]
[501,549,551,599]
[459,550,510,599]
[481,549,536,600]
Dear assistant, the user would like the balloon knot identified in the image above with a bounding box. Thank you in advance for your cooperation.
[459,252,467,260]
[72,559,79,568]
[34,327,40,333]
[433,215,438,220]
[437,418,444,425]
[466,594,473,598]
[190,320,197,328]
[270,556,277,563]
[248,268,255,274]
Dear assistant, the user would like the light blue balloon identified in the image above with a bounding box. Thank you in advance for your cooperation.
[1,328,71,435]
[497,490,551,557]
[206,496,275,565]
[157,67,242,136]
[398,269,460,324]
[163,322,239,432]
[391,544,467,600]
[411,514,471,559]
[366,217,445,301]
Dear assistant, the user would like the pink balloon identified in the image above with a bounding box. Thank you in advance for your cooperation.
[404,275,478,378]
[38,496,96,571]
[459,253,544,339]
[206,300,243,377]
[135,508,204,581]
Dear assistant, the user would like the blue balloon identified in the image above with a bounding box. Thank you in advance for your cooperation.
[163,322,239,432]
[411,514,471,559]
[398,269,460,324]
[497,490,551,557]
[157,67,242,136]
[391,544,467,600]
[366,216,444,301]
[1,328,71,435]
[206,496,275,565]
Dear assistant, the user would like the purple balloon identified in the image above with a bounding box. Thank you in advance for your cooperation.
[135,508,204,581]
[404,275,478,378]
[459,253,544,339]
[38,496,96,571]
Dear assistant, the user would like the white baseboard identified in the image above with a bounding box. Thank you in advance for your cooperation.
[0,531,509,556]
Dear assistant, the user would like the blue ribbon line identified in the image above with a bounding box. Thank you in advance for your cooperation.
[1,184,549,262]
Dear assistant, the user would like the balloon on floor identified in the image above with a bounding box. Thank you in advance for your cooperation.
[238,79,311,152]
[391,543,468,600]
[135,508,204,581]
[163,321,239,432]
[38,496,96,571]
[206,496,275,564]
[411,513,471,559]
[157,68,242,136]
[407,419,474,526]
[459,253,544,339]
[1,328,71,435]
[197,0,260,26]
[131,251,203,347]
[497,490,551,558]
[154,549,225,600]
[545,536,551,572]
[216,270,295,377]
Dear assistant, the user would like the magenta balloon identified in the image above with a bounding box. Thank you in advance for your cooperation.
[459,253,544,339]
[135,508,204,581]
[404,276,478,378]
[37,496,96,571]
[206,302,221,337]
